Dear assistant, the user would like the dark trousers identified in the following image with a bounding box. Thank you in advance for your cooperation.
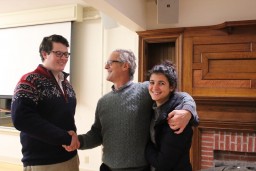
[100,163,111,171]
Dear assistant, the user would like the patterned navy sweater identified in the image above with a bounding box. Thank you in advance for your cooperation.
[11,64,77,166]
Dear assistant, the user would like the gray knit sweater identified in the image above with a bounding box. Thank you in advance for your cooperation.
[78,81,198,169]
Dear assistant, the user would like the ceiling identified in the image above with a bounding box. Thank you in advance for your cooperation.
[0,0,88,13]
[0,0,147,31]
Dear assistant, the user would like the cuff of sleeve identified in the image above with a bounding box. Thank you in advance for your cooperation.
[78,135,84,149]
[182,105,195,123]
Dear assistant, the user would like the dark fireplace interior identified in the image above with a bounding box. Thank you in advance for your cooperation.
[213,150,256,170]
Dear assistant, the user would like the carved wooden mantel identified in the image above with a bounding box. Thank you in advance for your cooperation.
[137,20,256,170]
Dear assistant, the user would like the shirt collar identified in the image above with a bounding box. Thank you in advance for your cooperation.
[111,81,133,92]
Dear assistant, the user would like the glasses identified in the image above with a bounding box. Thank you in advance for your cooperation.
[51,51,70,58]
[105,60,123,65]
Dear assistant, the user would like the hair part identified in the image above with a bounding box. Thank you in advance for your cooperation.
[39,34,69,61]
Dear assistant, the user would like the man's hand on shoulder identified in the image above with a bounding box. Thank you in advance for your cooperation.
[167,110,191,134]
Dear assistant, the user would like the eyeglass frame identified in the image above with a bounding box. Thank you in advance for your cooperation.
[105,60,123,66]
[51,51,70,58]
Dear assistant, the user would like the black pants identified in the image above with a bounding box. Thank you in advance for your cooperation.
[100,163,111,171]
[100,163,150,171]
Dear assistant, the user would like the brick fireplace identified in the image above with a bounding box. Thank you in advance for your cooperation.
[191,98,256,171]
[201,130,256,169]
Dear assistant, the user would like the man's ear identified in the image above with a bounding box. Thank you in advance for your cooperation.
[122,62,130,71]
[41,51,48,60]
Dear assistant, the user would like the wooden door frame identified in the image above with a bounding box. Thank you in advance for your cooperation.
[137,29,184,90]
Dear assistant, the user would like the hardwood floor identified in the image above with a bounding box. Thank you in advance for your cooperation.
[0,161,22,171]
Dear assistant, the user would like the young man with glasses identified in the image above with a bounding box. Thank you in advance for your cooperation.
[65,49,199,171]
[11,34,80,171]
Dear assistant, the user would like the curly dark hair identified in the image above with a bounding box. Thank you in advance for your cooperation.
[148,60,177,90]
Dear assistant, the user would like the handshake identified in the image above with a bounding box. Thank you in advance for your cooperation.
[62,130,80,152]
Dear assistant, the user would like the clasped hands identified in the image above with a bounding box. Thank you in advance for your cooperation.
[62,130,80,152]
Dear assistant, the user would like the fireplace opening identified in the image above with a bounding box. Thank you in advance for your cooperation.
[214,150,256,163]
[200,150,256,171]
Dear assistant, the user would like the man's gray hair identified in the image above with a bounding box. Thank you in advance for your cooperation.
[114,49,137,80]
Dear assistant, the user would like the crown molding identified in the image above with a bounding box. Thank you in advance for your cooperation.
[0,4,83,28]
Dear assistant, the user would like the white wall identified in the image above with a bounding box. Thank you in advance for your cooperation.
[102,25,139,94]
[146,0,256,29]
[71,18,103,171]
[82,0,256,31]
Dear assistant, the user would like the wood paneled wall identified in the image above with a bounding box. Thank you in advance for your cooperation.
[183,22,256,98]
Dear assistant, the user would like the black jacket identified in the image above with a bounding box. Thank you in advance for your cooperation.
[145,92,194,171]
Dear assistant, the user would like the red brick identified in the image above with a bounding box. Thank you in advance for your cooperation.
[201,146,213,151]
[243,143,248,152]
[237,136,242,151]
[202,130,215,136]
[237,134,242,144]
[214,134,219,149]
[231,142,236,151]
[201,152,213,160]
[202,136,214,142]
[237,144,242,151]
[220,142,224,150]
[202,134,212,139]
[254,136,256,152]
[243,133,248,143]
[231,132,236,142]
[201,155,213,161]
[225,135,231,151]
[202,141,213,148]
[201,160,213,168]
[248,136,253,152]
[220,132,224,142]
[214,133,220,140]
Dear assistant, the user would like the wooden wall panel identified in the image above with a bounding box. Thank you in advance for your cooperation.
[187,29,256,98]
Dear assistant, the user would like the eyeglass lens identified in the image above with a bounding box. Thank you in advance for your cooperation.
[52,51,70,58]
[106,60,122,65]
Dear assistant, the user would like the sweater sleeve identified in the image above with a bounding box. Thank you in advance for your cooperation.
[175,92,199,126]
[78,101,103,149]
